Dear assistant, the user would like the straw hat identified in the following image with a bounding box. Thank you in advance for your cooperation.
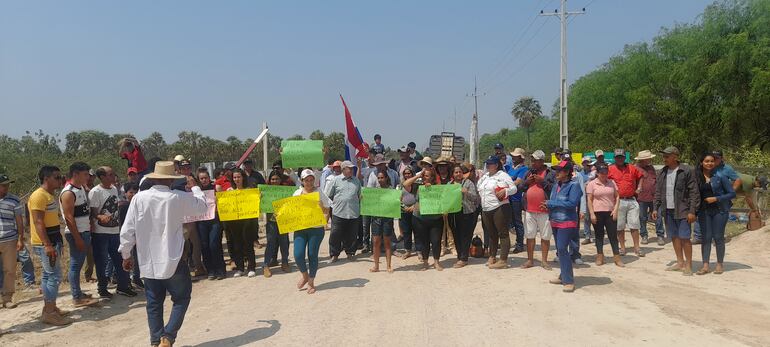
[419,157,434,167]
[435,156,451,165]
[145,161,185,179]
[634,150,656,161]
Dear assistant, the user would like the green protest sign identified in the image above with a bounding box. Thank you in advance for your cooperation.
[258,184,297,213]
[418,184,462,215]
[281,140,324,168]
[361,187,401,219]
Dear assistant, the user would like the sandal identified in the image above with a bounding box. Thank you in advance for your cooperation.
[696,268,709,276]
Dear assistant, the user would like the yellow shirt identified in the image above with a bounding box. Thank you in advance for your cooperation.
[28,187,61,245]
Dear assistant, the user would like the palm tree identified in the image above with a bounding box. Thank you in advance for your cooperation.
[511,96,543,149]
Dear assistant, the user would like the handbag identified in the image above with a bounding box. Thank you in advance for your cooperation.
[747,210,765,231]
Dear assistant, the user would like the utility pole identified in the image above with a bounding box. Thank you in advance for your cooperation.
[467,76,484,167]
[540,0,584,150]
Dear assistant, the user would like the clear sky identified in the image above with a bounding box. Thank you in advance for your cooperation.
[0,0,713,151]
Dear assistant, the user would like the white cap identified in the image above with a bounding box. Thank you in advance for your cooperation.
[340,161,355,169]
[174,154,186,162]
[531,150,546,160]
[594,150,604,157]
[300,169,315,180]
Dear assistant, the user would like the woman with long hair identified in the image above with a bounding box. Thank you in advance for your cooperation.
[196,168,226,280]
[399,167,419,260]
[226,169,257,278]
[402,157,444,271]
[448,165,480,268]
[263,170,291,278]
[586,163,624,267]
[696,152,735,275]
[370,171,396,273]
[477,156,516,269]
[294,169,331,294]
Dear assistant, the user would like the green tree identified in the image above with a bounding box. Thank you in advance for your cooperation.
[511,96,543,150]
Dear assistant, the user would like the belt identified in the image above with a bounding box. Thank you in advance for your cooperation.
[620,197,636,200]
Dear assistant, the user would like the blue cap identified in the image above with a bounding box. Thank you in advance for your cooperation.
[485,156,500,165]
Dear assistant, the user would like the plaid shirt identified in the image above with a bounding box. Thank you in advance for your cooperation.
[0,193,23,243]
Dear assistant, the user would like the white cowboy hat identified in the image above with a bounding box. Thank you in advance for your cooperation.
[634,150,656,161]
[145,161,185,179]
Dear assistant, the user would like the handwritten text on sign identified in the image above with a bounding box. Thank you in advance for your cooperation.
[183,190,217,223]
[281,140,324,168]
[258,184,297,213]
[215,188,261,222]
[418,184,462,215]
[361,188,401,218]
[273,192,326,234]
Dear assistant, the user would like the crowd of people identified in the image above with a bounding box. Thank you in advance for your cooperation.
[0,134,757,346]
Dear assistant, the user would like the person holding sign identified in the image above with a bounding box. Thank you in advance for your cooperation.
[225,169,258,278]
[293,169,330,294]
[262,171,292,278]
[369,172,397,273]
[447,165,480,268]
[196,169,226,280]
[477,156,517,269]
[402,157,445,271]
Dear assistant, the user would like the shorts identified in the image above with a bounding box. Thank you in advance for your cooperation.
[371,217,395,238]
[525,212,552,241]
[665,210,692,239]
[617,198,641,231]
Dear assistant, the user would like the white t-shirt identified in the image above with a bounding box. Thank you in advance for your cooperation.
[665,167,678,210]
[89,185,121,234]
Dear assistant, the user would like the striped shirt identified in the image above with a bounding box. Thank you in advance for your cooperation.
[0,193,23,243]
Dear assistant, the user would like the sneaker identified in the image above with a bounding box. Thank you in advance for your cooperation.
[208,275,216,281]
[41,311,73,326]
[247,271,257,278]
[233,271,243,278]
[117,288,138,297]
[641,236,649,245]
[281,262,291,273]
[581,238,592,245]
[73,297,101,308]
[98,290,113,300]
[574,258,585,265]
[216,273,226,280]
[657,238,666,246]
[512,247,524,254]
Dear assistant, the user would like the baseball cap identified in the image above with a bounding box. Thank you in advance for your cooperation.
[552,160,574,172]
[510,148,526,158]
[595,150,605,157]
[493,143,504,150]
[660,146,680,156]
[407,142,416,149]
[224,162,237,170]
[340,161,355,169]
[179,159,192,167]
[127,167,139,175]
[243,158,254,164]
[531,150,546,160]
[372,154,388,165]
[397,146,409,153]
[595,162,609,173]
[581,156,593,164]
[0,174,14,185]
[300,169,315,180]
[174,155,186,162]
[613,149,625,157]
[485,156,500,165]
[332,160,342,168]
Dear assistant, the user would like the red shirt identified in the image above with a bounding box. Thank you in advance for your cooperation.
[608,164,643,198]
[121,147,147,173]
[525,170,548,213]
[636,164,657,203]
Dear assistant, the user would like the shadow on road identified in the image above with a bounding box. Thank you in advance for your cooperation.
[574,276,612,289]
[315,278,369,291]
[188,319,280,347]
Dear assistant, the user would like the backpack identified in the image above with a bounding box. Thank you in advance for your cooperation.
[470,235,485,258]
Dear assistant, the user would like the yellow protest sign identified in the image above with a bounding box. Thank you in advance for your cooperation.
[273,192,326,234]
[215,188,261,222]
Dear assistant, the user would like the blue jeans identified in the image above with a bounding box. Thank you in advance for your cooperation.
[33,241,63,302]
[509,201,525,250]
[197,219,225,275]
[92,233,130,292]
[554,227,579,285]
[361,216,372,248]
[699,210,728,264]
[693,221,702,241]
[65,232,91,299]
[264,221,289,266]
[582,211,592,239]
[131,247,142,284]
[638,201,664,238]
[144,261,192,345]
[294,227,324,278]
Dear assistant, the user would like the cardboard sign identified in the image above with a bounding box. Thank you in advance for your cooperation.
[281,140,324,168]
[418,184,462,215]
[258,184,297,213]
[215,188,261,221]
[361,187,401,218]
[183,190,217,223]
[273,192,326,234]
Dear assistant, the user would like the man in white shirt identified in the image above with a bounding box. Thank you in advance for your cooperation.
[119,161,207,347]
[90,166,136,299]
